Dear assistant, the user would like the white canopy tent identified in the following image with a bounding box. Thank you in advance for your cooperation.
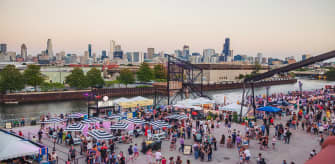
[219,103,249,116]
[0,130,42,161]
[175,97,215,107]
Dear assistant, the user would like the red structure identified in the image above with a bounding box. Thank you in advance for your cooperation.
[305,136,335,164]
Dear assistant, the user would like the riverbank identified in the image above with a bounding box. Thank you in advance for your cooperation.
[0,78,297,104]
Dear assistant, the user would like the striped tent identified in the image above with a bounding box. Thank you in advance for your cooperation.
[64,123,84,132]
[39,118,66,124]
[107,115,122,120]
[88,130,114,140]
[67,113,82,119]
[165,114,188,120]
[81,119,99,124]
[150,120,169,129]
[110,122,129,130]
[125,118,145,124]
[90,117,105,122]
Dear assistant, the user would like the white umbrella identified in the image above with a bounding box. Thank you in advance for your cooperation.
[125,118,145,124]
[110,122,129,130]
[150,120,169,129]
[88,130,115,140]
[64,123,84,132]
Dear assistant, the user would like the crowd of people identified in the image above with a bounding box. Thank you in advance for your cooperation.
[6,85,335,164]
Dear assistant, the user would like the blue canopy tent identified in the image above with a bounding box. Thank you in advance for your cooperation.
[257,106,282,112]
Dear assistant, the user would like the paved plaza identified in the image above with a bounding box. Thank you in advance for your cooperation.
[12,115,321,164]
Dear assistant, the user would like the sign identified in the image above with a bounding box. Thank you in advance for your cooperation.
[183,145,192,155]
[98,100,113,107]
[127,113,133,119]
[5,122,12,129]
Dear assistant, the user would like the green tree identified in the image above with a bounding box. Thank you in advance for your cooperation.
[86,67,104,87]
[136,62,154,82]
[117,68,135,88]
[0,65,25,93]
[23,64,44,90]
[325,68,335,81]
[65,67,88,89]
[153,64,167,80]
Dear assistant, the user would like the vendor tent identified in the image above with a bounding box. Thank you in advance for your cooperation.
[256,106,281,112]
[0,130,42,161]
[219,103,249,116]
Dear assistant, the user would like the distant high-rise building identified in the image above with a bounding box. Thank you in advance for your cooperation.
[223,38,230,56]
[147,48,155,59]
[192,52,201,56]
[101,50,107,60]
[256,53,263,63]
[110,40,115,60]
[183,45,190,58]
[203,49,215,57]
[0,43,7,54]
[302,54,311,61]
[46,39,53,57]
[88,44,92,58]
[113,45,123,59]
[21,44,27,60]
[175,50,182,58]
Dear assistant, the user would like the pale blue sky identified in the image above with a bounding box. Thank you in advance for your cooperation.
[0,0,334,58]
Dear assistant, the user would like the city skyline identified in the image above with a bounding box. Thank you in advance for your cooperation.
[1,0,335,57]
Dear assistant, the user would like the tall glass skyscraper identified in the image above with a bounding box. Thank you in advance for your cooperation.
[88,44,92,58]
[223,38,230,56]
[101,50,107,60]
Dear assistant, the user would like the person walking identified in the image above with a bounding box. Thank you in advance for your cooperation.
[68,146,76,164]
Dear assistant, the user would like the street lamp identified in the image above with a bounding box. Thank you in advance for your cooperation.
[299,81,303,97]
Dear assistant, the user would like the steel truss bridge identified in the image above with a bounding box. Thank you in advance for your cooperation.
[240,50,335,121]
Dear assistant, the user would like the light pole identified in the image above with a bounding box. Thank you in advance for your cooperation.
[299,81,303,97]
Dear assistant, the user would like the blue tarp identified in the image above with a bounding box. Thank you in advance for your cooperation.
[257,106,281,112]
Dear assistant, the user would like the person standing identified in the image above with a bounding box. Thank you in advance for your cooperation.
[133,144,139,159]
[286,129,292,144]
[179,138,185,153]
[38,129,43,143]
[155,149,162,164]
[68,146,76,163]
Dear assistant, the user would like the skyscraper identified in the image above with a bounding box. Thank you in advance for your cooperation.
[21,44,27,60]
[110,40,115,60]
[46,39,53,57]
[0,43,7,54]
[147,48,155,59]
[223,38,230,56]
[88,44,92,58]
[183,45,190,58]
[101,50,107,60]
[113,45,123,59]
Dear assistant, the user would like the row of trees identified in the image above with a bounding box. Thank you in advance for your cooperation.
[117,63,167,87]
[0,63,167,93]
[65,67,104,89]
[0,65,44,93]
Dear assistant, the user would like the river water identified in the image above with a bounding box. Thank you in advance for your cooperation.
[1,79,334,120]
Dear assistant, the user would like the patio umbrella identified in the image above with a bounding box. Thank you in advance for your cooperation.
[67,113,82,119]
[90,117,105,122]
[88,130,114,140]
[165,114,188,120]
[256,106,281,112]
[81,119,98,124]
[107,115,122,120]
[64,123,84,132]
[39,118,66,124]
[125,118,145,124]
[110,122,129,130]
[150,120,169,129]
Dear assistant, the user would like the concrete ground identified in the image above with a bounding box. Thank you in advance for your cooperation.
[12,116,321,164]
